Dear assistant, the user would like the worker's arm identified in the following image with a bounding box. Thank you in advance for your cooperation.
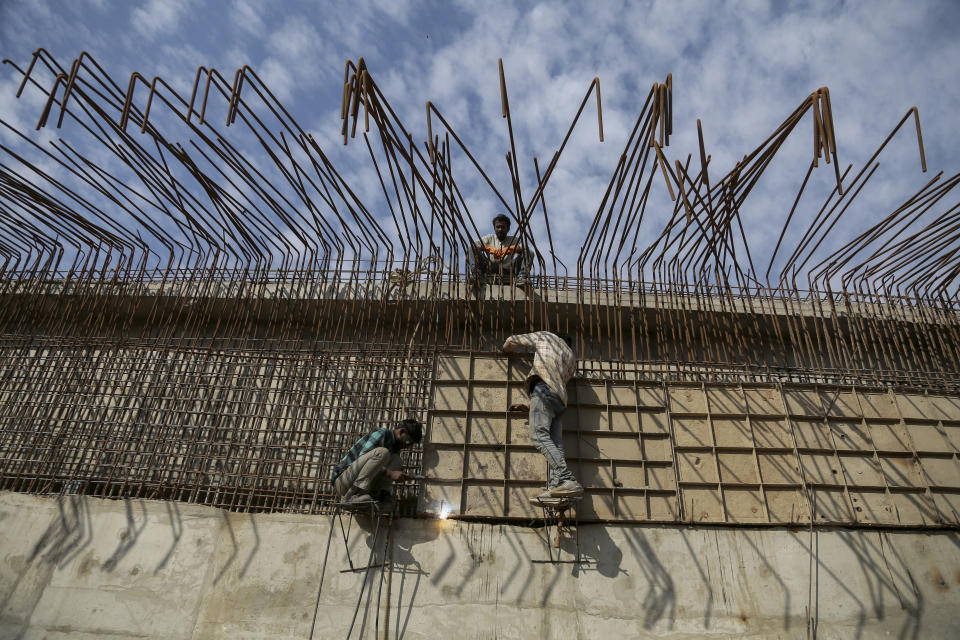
[385,469,405,481]
[502,332,538,354]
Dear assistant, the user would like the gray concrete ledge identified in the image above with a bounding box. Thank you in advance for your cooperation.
[1,491,958,639]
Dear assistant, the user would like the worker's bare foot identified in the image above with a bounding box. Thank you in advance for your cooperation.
[508,403,528,413]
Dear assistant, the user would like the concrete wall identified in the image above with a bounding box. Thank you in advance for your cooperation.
[1,491,958,639]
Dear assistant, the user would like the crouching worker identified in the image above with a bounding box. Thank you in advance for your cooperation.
[332,418,423,506]
[502,331,584,503]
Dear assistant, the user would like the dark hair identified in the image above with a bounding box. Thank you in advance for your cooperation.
[398,418,423,444]
[555,332,574,349]
[492,214,510,227]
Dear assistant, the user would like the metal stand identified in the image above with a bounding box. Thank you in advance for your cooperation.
[530,496,587,564]
[310,499,395,640]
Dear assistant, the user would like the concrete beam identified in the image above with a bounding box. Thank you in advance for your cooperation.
[1,491,958,639]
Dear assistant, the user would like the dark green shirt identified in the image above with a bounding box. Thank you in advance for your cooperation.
[331,428,398,480]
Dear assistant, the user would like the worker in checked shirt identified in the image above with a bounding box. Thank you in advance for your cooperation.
[503,331,584,503]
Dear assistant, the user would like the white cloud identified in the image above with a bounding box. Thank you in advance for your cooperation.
[131,0,189,40]
[231,0,264,35]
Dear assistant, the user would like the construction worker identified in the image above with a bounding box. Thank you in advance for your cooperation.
[467,213,532,297]
[502,331,584,504]
[332,418,423,506]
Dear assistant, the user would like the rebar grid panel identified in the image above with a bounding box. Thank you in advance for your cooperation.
[0,340,432,514]
[422,354,960,528]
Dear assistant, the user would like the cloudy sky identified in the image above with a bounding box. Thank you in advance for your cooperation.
[1,0,958,285]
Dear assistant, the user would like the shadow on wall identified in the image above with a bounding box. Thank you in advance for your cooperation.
[1,493,194,639]
[624,528,676,630]
[213,510,260,585]
[389,523,436,640]
[1,495,91,638]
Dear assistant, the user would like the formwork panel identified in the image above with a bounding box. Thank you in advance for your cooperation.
[669,386,707,414]
[507,416,532,445]
[433,384,468,412]
[839,454,884,486]
[419,354,960,528]
[637,386,665,408]
[713,418,752,447]
[810,487,852,522]
[758,452,801,484]
[648,493,679,520]
[469,384,506,412]
[608,384,637,406]
[683,487,723,522]
[573,407,607,430]
[860,391,900,420]
[463,484,503,516]
[609,408,638,432]
[800,453,843,485]
[678,451,719,484]
[821,390,861,418]
[766,488,810,523]
[784,390,822,416]
[891,491,938,525]
[880,456,924,487]
[506,486,538,518]
[506,450,543,481]
[578,492,615,519]
[639,410,668,433]
[425,448,464,480]
[920,456,960,488]
[718,452,759,484]
[753,418,793,448]
[850,489,896,524]
[645,465,676,491]
[930,490,960,524]
[831,420,872,450]
[640,435,672,462]
[472,357,507,381]
[794,419,833,450]
[941,424,960,451]
[575,382,605,405]
[869,421,912,451]
[706,386,747,414]
[898,394,934,420]
[467,416,507,445]
[724,488,766,522]
[436,356,469,381]
[467,450,504,480]
[673,417,712,447]
[579,460,616,488]
[744,387,785,416]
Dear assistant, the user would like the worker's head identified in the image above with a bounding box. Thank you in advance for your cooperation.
[395,418,423,448]
[555,332,574,349]
[492,214,511,241]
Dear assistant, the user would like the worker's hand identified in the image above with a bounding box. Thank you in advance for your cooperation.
[509,403,529,413]
[385,469,405,482]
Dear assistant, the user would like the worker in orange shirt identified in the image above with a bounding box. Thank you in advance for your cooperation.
[467,214,532,298]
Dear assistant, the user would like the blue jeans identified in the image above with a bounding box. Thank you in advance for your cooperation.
[529,382,576,487]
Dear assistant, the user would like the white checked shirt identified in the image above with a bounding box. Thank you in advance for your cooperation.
[502,331,576,405]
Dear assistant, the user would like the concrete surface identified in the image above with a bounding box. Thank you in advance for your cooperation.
[1,491,958,639]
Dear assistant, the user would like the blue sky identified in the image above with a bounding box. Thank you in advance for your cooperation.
[1,0,959,288]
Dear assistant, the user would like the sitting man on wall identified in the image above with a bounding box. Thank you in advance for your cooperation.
[503,331,584,504]
[467,213,532,297]
[332,418,423,506]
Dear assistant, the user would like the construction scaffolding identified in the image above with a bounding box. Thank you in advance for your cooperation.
[1,50,959,525]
